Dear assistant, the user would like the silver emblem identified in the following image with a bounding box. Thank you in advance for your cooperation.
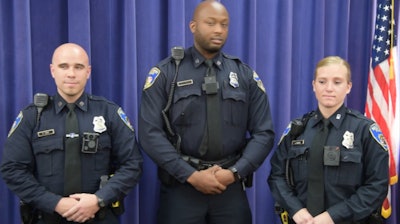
[229,72,239,88]
[342,131,354,149]
[93,116,107,133]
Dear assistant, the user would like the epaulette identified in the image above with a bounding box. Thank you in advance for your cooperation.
[157,56,174,67]
[345,108,370,122]
[222,52,241,62]
[88,94,115,105]
[278,111,315,145]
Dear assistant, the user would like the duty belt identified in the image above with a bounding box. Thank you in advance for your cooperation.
[181,153,240,170]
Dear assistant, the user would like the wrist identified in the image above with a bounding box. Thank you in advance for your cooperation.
[228,167,241,182]
[96,195,106,208]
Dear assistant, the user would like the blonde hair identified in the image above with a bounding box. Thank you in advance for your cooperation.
[314,56,351,82]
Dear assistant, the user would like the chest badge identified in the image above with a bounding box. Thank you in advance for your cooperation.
[229,72,239,88]
[93,116,107,133]
[342,131,354,149]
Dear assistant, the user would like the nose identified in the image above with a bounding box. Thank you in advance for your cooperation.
[214,23,225,33]
[66,68,76,77]
[325,81,334,91]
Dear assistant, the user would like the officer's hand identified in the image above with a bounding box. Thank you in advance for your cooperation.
[313,211,334,224]
[55,197,79,215]
[187,165,226,194]
[214,168,235,187]
[61,193,98,223]
[292,208,314,224]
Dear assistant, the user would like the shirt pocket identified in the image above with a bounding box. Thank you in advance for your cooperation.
[95,134,112,171]
[327,147,362,187]
[172,87,202,126]
[288,146,309,184]
[32,136,64,177]
[221,86,247,127]
[337,148,362,186]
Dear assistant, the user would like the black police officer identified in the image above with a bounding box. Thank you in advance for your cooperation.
[139,1,275,224]
[268,56,389,224]
[0,43,143,224]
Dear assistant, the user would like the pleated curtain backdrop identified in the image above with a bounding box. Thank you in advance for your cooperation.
[0,0,399,223]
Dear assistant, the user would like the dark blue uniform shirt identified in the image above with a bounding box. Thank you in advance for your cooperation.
[139,47,275,183]
[0,93,143,213]
[268,105,389,222]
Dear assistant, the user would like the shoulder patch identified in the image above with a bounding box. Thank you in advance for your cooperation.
[118,108,134,132]
[253,71,266,92]
[278,122,292,145]
[144,67,161,90]
[8,111,23,138]
[369,123,388,151]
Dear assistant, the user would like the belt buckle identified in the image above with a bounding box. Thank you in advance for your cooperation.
[198,162,213,170]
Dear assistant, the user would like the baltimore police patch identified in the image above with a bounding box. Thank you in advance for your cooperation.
[144,67,161,90]
[8,111,23,138]
[278,122,292,145]
[369,123,388,151]
[118,108,134,131]
[253,71,266,92]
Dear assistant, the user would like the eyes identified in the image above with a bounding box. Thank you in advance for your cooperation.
[204,20,229,28]
[58,63,86,70]
[318,79,344,85]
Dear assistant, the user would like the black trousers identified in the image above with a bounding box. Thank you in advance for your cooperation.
[34,208,119,224]
[157,181,252,224]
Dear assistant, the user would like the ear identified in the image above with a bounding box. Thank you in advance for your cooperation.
[50,64,55,78]
[86,65,92,80]
[312,80,316,92]
[346,81,352,94]
[189,20,196,34]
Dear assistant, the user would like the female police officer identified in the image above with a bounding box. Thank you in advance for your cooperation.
[268,56,388,224]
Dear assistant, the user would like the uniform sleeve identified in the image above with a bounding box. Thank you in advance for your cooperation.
[94,107,143,205]
[326,123,389,222]
[234,70,275,177]
[138,68,196,183]
[268,130,305,217]
[0,109,62,213]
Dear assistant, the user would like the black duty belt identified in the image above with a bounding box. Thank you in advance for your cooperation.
[181,154,240,170]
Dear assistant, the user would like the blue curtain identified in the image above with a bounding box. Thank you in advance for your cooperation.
[1,0,399,223]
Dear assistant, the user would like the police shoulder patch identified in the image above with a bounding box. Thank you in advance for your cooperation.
[369,123,388,151]
[278,122,292,145]
[144,67,161,90]
[118,108,134,132]
[253,71,266,92]
[8,111,23,138]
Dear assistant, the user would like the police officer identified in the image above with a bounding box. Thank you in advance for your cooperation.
[268,56,389,224]
[0,43,143,224]
[139,1,275,224]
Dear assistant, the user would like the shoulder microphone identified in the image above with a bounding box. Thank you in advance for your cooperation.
[34,93,49,123]
[162,46,185,152]
[171,46,184,66]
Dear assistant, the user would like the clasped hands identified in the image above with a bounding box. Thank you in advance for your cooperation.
[55,193,99,223]
[292,208,334,224]
[186,165,236,194]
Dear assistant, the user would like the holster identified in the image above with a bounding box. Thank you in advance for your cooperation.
[366,212,384,224]
[98,175,125,217]
[158,167,179,186]
[20,201,35,224]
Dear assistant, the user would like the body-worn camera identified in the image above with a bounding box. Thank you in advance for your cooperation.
[81,132,99,153]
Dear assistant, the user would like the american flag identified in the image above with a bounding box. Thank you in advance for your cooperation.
[364,0,398,219]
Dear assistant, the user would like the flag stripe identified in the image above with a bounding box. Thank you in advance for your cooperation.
[365,0,398,219]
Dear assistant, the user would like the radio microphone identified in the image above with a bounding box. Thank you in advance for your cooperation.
[34,93,49,123]
[162,46,185,152]
[171,46,184,66]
